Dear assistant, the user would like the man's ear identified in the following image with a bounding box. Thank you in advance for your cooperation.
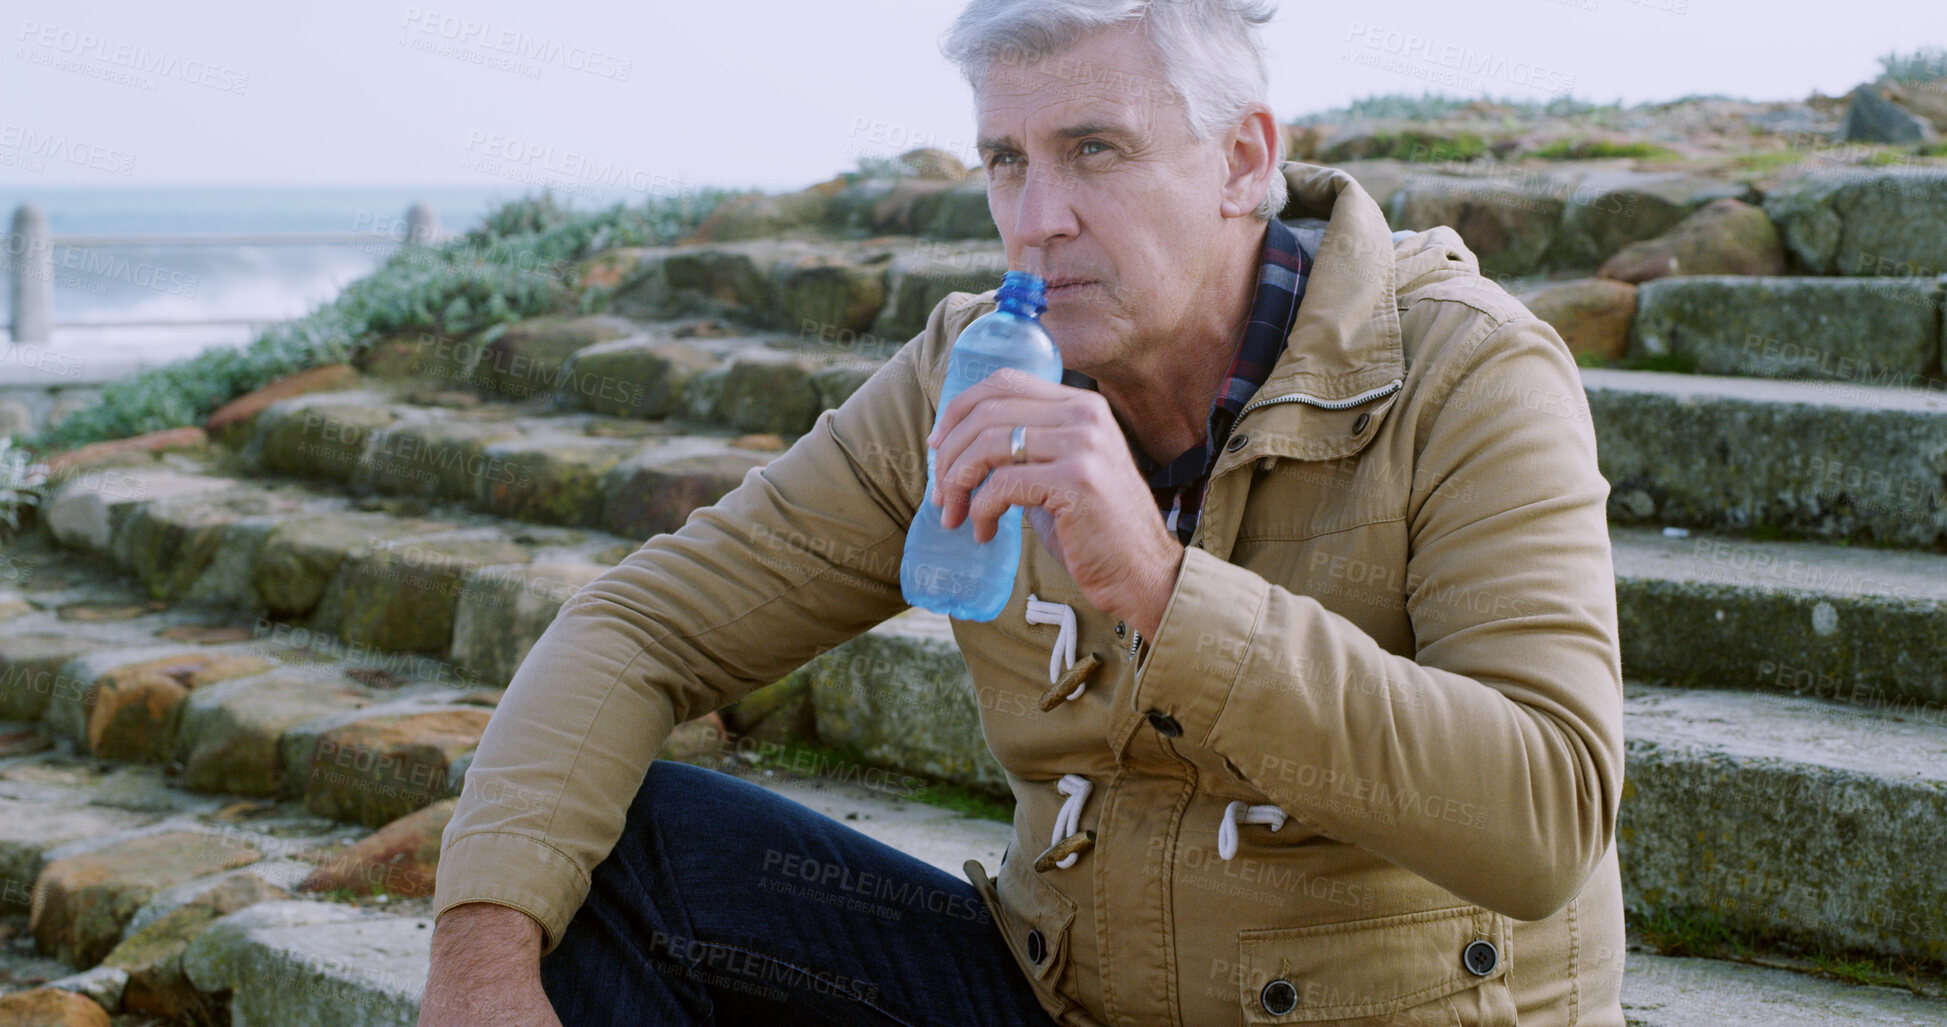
[1218,106,1280,220]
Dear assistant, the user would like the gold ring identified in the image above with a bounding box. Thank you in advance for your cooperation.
[1010,425,1029,465]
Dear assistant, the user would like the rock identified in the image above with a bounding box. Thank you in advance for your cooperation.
[870,246,1007,342]
[103,874,289,1019]
[1326,160,1415,214]
[729,433,788,452]
[82,651,277,761]
[319,532,532,655]
[613,245,779,323]
[866,179,955,234]
[1598,199,1788,284]
[722,676,815,745]
[30,829,263,967]
[42,469,233,557]
[716,351,822,435]
[475,436,639,526]
[898,148,970,181]
[299,799,453,898]
[776,254,888,336]
[352,420,525,502]
[300,709,491,826]
[41,427,208,477]
[1628,276,1941,385]
[37,967,125,1015]
[204,365,359,442]
[1318,125,1494,164]
[449,560,607,687]
[0,399,32,437]
[1883,79,1947,135]
[182,902,427,1027]
[116,488,250,602]
[0,797,157,912]
[807,613,1009,795]
[355,331,481,381]
[1835,83,1933,144]
[248,393,403,483]
[1520,279,1637,361]
[1387,174,1568,277]
[0,989,110,1027]
[251,511,448,620]
[0,635,101,721]
[599,441,768,539]
[471,315,638,401]
[554,337,718,418]
[175,670,372,796]
[687,186,833,243]
[812,362,880,412]
[660,712,726,764]
[910,178,998,240]
[1552,172,1756,271]
[1764,169,1947,276]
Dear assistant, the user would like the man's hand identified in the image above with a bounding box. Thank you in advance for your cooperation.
[928,368,1183,636]
[418,902,563,1027]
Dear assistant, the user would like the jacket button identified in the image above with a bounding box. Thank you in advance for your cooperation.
[1225,433,1249,453]
[1145,709,1183,737]
[1463,939,1499,976]
[1026,929,1046,965]
[1261,978,1299,1015]
[1114,620,1127,638]
[1352,412,1371,434]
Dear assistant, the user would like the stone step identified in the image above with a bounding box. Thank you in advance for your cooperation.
[32,766,1935,1027]
[1612,526,1947,714]
[1583,367,1947,548]
[1629,275,1944,387]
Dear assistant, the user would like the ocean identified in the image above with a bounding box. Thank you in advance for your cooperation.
[0,185,564,379]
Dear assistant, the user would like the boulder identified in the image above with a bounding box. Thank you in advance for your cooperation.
[41,427,208,477]
[175,670,373,796]
[300,799,453,898]
[1883,79,1947,135]
[897,148,971,181]
[687,188,832,243]
[300,709,491,826]
[1764,169,1947,276]
[475,435,640,526]
[1553,172,1757,270]
[775,254,888,336]
[251,511,449,620]
[716,351,824,435]
[1387,174,1567,277]
[0,990,110,1027]
[81,651,276,762]
[248,393,403,483]
[0,797,157,912]
[1836,83,1933,144]
[0,634,103,721]
[471,315,638,401]
[449,560,608,687]
[600,441,769,539]
[352,420,526,502]
[555,337,718,418]
[204,364,359,441]
[318,532,532,655]
[1598,198,1788,284]
[867,178,955,234]
[102,874,288,1019]
[353,331,479,381]
[871,246,1007,342]
[1628,276,1941,385]
[182,902,427,1027]
[30,829,263,967]
[1519,279,1637,361]
[612,245,781,322]
[910,178,998,239]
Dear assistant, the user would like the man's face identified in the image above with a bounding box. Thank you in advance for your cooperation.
[974,25,1233,375]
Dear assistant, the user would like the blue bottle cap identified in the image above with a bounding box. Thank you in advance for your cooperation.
[996,271,1047,316]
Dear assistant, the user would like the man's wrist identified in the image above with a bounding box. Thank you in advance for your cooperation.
[431,901,547,967]
[1125,539,1184,639]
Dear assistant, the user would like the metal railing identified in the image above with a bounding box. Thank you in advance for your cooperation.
[3,201,443,344]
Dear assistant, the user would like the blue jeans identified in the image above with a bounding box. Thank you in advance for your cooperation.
[538,760,1060,1027]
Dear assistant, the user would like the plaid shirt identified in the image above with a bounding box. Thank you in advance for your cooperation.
[1061,217,1312,545]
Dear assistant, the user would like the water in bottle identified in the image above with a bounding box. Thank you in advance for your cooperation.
[901,271,1064,621]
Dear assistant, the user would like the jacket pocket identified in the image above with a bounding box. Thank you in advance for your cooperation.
[965,857,1078,996]
[1234,905,1515,1025]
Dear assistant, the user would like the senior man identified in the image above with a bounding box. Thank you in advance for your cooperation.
[420,1,1626,1024]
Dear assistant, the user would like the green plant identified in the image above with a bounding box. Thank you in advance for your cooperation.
[0,436,48,538]
[1528,139,1680,161]
[1878,46,1947,83]
[21,188,738,457]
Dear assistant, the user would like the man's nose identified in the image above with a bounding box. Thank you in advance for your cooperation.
[1009,164,1080,249]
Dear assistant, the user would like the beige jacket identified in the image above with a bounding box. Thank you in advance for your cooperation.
[435,163,1627,1027]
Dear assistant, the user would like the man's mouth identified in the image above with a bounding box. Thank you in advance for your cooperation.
[1046,279,1097,299]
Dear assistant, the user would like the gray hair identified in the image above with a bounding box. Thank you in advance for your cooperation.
[941,0,1288,221]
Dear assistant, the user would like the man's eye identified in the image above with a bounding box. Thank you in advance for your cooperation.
[1079,140,1112,156]
[987,152,1022,169]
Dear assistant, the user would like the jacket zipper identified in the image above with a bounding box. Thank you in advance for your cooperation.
[1236,377,1403,418]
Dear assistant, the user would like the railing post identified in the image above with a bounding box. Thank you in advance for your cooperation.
[7,204,52,344]
[404,202,440,247]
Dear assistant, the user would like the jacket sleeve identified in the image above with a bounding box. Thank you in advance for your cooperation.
[1116,314,1622,922]
[431,298,967,951]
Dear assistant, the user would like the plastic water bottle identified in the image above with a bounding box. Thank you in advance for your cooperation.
[901,271,1064,621]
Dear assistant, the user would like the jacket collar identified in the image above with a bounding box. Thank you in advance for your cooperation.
[1257,162,1407,405]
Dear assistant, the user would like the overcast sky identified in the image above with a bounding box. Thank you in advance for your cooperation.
[1,0,1939,196]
